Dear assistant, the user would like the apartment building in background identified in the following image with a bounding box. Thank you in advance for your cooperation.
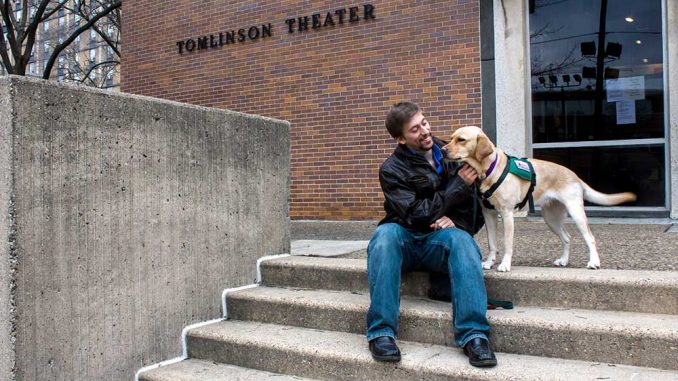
[0,0,120,90]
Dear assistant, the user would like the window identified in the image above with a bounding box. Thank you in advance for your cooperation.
[57,57,64,77]
[29,62,35,74]
[529,0,666,208]
[106,70,114,87]
[58,16,65,27]
[43,21,49,32]
[89,48,96,62]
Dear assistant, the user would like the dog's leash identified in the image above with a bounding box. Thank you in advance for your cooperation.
[487,298,514,310]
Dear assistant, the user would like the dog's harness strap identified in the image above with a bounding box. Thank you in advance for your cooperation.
[479,154,510,205]
[515,159,537,213]
[478,153,537,213]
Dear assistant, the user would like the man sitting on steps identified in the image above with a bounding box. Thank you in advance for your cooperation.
[366,101,497,367]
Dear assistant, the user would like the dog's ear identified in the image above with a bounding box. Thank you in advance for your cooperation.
[475,134,493,161]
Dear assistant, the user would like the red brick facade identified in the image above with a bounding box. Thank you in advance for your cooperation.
[122,1,481,220]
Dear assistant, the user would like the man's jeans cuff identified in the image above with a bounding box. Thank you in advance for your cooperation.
[459,332,488,348]
[367,329,396,342]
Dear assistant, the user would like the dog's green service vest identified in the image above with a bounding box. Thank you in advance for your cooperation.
[508,157,533,182]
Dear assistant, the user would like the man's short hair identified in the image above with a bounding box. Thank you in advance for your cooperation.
[385,101,421,138]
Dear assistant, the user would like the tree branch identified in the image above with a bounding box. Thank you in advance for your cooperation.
[19,0,53,68]
[1,1,22,64]
[91,20,120,57]
[39,0,68,23]
[0,22,15,74]
[15,0,28,42]
[80,59,118,85]
[19,0,50,44]
[77,3,121,58]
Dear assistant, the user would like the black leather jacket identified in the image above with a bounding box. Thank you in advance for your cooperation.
[378,136,484,235]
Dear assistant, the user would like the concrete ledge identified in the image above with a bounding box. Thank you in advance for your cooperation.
[292,220,378,240]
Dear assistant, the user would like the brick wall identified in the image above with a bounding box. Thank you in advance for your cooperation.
[122,0,481,220]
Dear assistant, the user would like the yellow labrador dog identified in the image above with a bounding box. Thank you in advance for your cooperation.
[445,126,636,272]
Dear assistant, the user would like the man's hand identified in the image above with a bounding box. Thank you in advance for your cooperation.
[430,216,455,230]
[458,163,478,185]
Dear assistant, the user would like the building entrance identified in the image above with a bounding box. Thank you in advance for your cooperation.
[529,0,667,214]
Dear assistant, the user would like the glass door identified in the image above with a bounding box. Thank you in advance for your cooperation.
[529,0,667,211]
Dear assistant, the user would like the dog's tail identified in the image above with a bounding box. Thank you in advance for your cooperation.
[582,183,637,206]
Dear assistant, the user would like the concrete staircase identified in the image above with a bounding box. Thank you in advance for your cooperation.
[138,255,678,380]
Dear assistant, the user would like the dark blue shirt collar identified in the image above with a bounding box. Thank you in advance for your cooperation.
[406,144,443,174]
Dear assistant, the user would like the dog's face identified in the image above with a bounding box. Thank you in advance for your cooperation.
[444,126,495,163]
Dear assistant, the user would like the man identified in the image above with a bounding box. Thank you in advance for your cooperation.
[366,101,496,367]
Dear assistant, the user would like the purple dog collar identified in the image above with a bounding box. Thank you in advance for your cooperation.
[485,153,499,177]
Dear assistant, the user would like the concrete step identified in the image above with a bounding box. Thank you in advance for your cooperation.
[138,359,318,381]
[186,320,678,381]
[260,256,678,314]
[225,285,678,370]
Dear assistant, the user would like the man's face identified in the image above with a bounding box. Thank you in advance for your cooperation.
[397,112,433,153]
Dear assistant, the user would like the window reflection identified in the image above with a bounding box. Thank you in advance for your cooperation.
[535,146,663,207]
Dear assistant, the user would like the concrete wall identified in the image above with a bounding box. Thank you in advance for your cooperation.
[0,75,16,381]
[0,76,290,380]
[669,0,678,219]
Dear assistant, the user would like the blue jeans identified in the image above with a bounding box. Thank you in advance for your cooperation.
[366,223,490,347]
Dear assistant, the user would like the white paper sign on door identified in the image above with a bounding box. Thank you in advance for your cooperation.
[616,100,636,125]
[606,76,645,102]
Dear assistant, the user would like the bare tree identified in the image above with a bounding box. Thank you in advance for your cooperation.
[0,0,120,84]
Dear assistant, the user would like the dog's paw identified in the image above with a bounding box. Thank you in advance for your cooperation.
[586,260,601,269]
[496,262,511,272]
[553,258,568,267]
[482,259,495,270]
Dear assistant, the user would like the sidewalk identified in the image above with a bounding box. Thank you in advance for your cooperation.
[291,219,677,271]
